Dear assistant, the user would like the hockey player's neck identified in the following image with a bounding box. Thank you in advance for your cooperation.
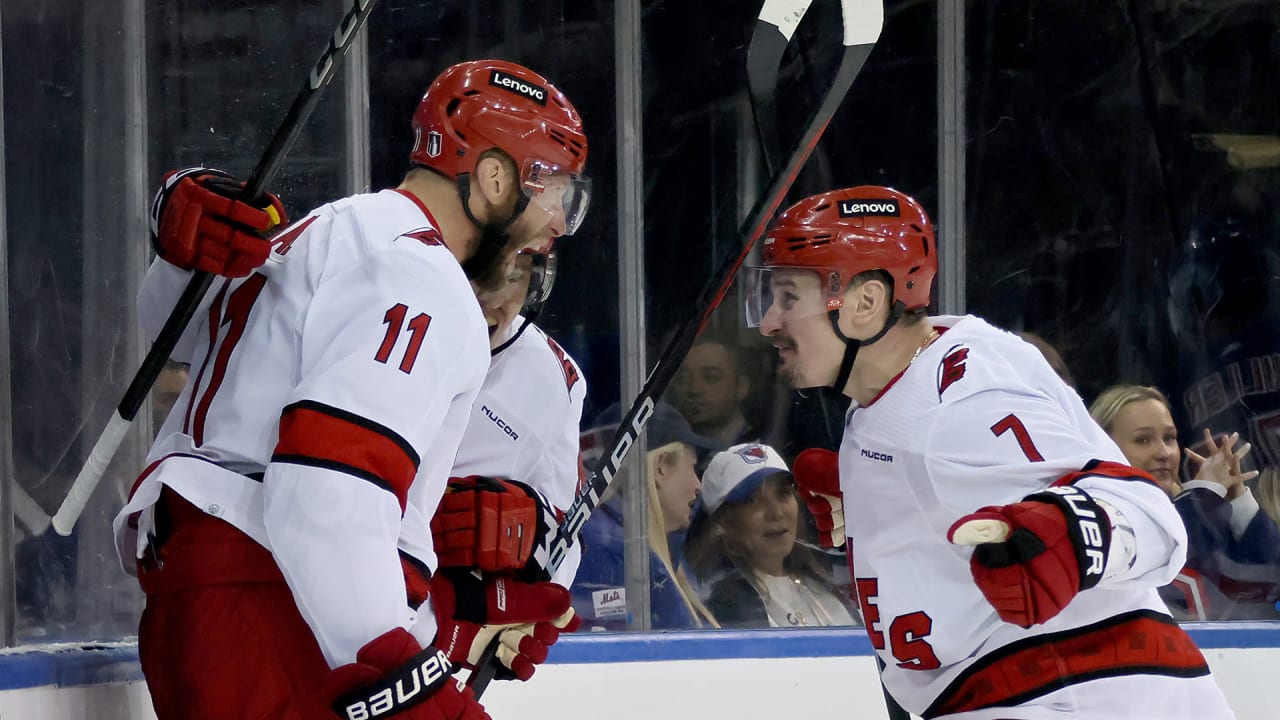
[841,323,936,405]
[397,168,481,262]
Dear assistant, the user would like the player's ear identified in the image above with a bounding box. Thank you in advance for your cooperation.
[472,153,519,213]
[845,277,883,320]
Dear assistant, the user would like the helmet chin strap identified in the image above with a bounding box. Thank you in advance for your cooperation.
[456,173,531,231]
[456,173,530,281]
[828,303,902,393]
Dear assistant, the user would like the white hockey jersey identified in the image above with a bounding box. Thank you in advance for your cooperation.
[841,315,1231,719]
[451,318,587,585]
[114,189,491,668]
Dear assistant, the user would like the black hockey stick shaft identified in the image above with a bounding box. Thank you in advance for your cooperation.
[469,0,884,697]
[746,0,814,176]
[52,0,378,536]
[748,7,907,720]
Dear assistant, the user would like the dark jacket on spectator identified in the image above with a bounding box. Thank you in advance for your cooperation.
[1162,485,1280,620]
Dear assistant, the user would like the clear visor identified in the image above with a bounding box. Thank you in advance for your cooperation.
[741,265,843,328]
[521,159,591,236]
[523,251,558,311]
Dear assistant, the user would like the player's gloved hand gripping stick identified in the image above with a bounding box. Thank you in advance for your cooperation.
[467,0,886,697]
[51,0,379,536]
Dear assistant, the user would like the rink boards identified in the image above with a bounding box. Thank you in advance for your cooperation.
[1,625,1276,719]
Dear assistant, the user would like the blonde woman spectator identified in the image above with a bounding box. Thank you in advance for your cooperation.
[570,403,719,631]
[684,443,855,628]
[1091,384,1280,619]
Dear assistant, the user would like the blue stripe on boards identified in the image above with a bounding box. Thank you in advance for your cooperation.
[1,623,1277,690]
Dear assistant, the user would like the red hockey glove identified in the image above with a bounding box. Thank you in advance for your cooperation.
[323,628,488,720]
[150,167,287,277]
[431,476,564,582]
[431,568,579,682]
[948,485,1111,628]
[792,448,846,548]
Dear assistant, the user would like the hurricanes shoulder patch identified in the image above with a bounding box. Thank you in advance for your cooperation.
[937,344,970,398]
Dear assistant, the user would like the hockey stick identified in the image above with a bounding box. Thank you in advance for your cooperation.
[749,7,907,720]
[746,0,814,176]
[51,0,378,536]
[468,0,884,697]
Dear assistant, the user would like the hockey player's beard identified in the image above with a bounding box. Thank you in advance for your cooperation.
[462,221,515,294]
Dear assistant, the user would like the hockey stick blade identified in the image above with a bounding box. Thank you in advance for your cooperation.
[52,0,378,536]
[468,0,884,697]
[747,0,814,176]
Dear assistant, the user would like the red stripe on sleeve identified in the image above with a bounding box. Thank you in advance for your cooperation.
[273,401,420,511]
[1051,459,1159,488]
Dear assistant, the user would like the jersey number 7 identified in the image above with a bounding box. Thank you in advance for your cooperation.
[991,413,1044,462]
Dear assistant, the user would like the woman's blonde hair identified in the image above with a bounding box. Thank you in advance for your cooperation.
[1256,467,1280,526]
[600,441,719,628]
[1089,384,1172,433]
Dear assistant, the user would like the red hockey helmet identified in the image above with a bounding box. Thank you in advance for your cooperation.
[411,60,591,234]
[745,186,936,325]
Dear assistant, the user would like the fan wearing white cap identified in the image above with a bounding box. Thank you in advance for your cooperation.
[685,443,856,628]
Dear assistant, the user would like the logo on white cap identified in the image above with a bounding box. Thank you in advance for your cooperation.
[735,444,769,464]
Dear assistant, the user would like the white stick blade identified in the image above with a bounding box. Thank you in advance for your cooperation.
[841,0,884,47]
[758,0,815,41]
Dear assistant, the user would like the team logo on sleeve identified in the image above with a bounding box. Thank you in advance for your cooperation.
[270,215,318,258]
[937,344,969,398]
[546,336,581,395]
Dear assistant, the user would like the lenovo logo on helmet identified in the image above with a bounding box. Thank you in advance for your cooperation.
[489,70,548,106]
[838,199,900,217]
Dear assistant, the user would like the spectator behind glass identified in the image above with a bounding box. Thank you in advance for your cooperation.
[1016,331,1076,389]
[669,337,763,446]
[151,361,190,436]
[684,443,856,628]
[1091,384,1280,619]
[571,402,721,631]
[1257,468,1280,527]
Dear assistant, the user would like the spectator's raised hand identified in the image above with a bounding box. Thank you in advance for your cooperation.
[1185,429,1258,500]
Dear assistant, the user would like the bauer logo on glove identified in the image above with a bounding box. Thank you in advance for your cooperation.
[948,484,1112,628]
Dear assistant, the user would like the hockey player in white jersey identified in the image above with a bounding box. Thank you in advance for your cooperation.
[744,185,1235,719]
[114,60,590,720]
[441,251,587,590]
